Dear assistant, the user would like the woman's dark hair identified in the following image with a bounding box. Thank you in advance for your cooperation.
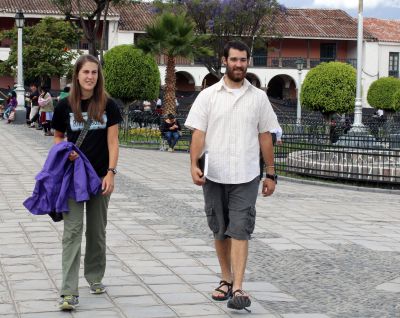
[63,86,70,93]
[69,54,107,123]
[11,91,16,98]
[41,86,50,95]
[223,40,250,59]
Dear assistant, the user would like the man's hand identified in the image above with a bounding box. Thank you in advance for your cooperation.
[262,178,276,196]
[191,165,205,186]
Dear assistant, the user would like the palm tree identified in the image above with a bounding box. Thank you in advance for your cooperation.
[138,12,211,115]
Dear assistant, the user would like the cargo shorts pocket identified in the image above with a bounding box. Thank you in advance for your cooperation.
[246,207,256,234]
[205,207,219,233]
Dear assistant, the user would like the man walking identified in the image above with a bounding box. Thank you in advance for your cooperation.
[185,40,279,312]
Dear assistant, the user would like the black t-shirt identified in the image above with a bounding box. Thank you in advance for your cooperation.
[30,90,39,106]
[52,97,122,177]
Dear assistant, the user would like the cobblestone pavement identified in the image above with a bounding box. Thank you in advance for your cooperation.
[0,122,400,318]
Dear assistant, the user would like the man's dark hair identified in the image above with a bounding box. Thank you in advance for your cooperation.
[223,41,250,59]
[167,113,175,120]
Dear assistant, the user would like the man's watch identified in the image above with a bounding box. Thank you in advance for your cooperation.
[265,173,278,183]
[107,168,117,175]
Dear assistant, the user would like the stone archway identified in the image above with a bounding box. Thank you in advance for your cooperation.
[267,74,297,101]
[176,71,195,92]
[246,73,261,88]
[202,73,219,89]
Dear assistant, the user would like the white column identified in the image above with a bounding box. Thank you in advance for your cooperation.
[296,69,302,125]
[15,26,25,109]
[352,0,364,130]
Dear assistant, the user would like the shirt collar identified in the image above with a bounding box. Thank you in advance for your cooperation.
[216,76,252,92]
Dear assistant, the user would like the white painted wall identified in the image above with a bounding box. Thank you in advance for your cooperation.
[117,31,134,46]
[0,48,9,61]
[378,42,400,77]
[362,41,380,107]
[108,21,120,49]
[362,40,400,108]
[159,64,309,89]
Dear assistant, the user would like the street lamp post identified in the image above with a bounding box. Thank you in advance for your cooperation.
[351,0,365,132]
[15,10,25,110]
[295,58,304,125]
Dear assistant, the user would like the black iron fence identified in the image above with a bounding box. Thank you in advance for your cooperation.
[276,122,400,187]
[118,109,191,151]
[119,111,400,188]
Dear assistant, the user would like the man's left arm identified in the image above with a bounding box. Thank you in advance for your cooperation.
[259,132,276,197]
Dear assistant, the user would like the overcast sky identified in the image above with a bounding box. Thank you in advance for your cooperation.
[279,0,400,19]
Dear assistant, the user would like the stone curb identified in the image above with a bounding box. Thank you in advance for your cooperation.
[278,175,400,195]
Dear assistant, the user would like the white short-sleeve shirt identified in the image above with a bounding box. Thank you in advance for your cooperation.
[185,77,280,184]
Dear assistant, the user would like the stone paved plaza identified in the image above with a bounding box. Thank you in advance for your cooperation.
[0,122,400,318]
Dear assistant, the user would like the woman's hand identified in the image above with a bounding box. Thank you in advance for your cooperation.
[68,150,79,161]
[102,172,115,195]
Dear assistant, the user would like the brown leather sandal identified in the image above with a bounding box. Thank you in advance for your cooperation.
[227,289,251,312]
[211,280,233,301]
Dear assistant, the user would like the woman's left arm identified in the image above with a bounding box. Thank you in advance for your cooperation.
[102,124,119,195]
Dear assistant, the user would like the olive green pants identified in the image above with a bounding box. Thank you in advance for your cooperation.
[60,193,110,296]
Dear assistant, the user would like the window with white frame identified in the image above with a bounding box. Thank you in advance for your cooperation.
[389,52,399,78]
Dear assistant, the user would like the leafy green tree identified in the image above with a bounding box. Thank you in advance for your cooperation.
[52,0,127,57]
[300,62,357,121]
[367,77,400,112]
[0,17,81,87]
[392,89,400,113]
[137,11,211,114]
[103,44,160,127]
[181,0,283,79]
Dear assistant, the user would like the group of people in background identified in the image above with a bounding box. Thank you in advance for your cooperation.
[0,83,71,136]
[26,84,71,136]
[1,90,17,122]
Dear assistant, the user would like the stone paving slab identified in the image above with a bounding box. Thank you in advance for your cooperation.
[1,123,400,317]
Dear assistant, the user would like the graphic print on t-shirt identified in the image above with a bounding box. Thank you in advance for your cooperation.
[69,112,107,131]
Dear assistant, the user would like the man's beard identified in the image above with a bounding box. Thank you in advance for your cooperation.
[225,65,247,82]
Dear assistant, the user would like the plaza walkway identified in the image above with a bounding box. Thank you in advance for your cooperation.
[0,122,399,318]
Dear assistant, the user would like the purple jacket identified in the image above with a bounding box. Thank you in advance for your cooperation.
[23,142,102,216]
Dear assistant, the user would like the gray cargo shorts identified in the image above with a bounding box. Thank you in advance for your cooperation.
[202,177,259,240]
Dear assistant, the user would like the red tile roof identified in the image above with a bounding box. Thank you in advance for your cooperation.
[0,0,118,17]
[0,1,378,41]
[364,18,400,43]
[112,2,154,32]
[264,8,375,40]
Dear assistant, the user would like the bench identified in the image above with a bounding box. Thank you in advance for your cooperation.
[159,127,191,151]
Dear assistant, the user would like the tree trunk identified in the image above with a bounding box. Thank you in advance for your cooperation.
[88,40,97,57]
[163,55,176,115]
[99,0,110,64]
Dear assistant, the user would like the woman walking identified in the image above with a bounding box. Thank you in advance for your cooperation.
[52,54,122,310]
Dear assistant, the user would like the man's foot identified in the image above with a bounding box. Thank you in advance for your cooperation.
[89,282,106,294]
[168,147,173,152]
[58,295,79,311]
[227,289,251,312]
[211,280,232,301]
